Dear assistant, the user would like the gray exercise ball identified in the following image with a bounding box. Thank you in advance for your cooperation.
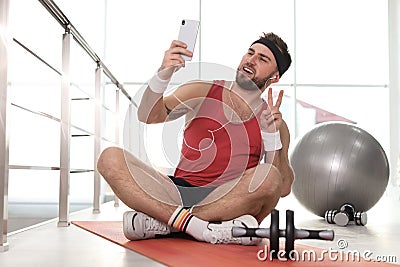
[290,122,389,217]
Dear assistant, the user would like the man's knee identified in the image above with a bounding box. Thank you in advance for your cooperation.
[252,166,283,215]
[248,164,282,196]
[97,146,124,175]
[249,165,283,221]
[265,165,283,195]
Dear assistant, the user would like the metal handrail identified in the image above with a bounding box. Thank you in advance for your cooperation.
[38,0,135,106]
[38,0,98,62]
[35,0,130,223]
[38,0,69,29]
[1,0,135,249]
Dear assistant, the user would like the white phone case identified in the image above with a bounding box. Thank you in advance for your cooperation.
[178,19,200,61]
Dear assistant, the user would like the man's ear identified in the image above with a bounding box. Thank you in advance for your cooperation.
[263,73,280,90]
[270,73,280,82]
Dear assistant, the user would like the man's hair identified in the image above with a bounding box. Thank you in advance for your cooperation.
[255,32,292,76]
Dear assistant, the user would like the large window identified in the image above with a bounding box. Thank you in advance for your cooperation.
[295,0,389,148]
[105,0,389,166]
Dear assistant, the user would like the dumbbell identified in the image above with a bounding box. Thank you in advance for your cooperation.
[232,209,334,259]
[325,203,367,226]
[354,210,368,226]
[324,209,338,224]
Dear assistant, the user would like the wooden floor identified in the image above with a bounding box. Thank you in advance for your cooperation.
[1,188,399,266]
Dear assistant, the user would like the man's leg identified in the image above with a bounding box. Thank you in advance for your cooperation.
[97,147,260,244]
[193,163,283,223]
[97,147,211,240]
[97,146,181,222]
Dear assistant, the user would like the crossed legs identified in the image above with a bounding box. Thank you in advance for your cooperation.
[97,146,283,224]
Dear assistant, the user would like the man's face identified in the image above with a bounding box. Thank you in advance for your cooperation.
[236,43,279,91]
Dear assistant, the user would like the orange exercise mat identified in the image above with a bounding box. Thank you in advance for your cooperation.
[72,221,397,267]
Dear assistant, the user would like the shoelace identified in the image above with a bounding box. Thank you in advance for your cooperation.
[144,217,169,232]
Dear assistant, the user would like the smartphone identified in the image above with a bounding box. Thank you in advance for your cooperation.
[178,19,200,61]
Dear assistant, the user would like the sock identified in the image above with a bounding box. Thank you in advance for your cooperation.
[168,207,208,241]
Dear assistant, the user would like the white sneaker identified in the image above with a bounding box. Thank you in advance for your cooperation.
[123,211,171,241]
[203,215,261,245]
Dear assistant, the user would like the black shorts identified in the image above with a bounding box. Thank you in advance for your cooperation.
[168,176,216,208]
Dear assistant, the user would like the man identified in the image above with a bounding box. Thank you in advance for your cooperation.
[97,32,294,245]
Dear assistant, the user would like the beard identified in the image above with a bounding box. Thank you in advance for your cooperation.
[235,69,270,91]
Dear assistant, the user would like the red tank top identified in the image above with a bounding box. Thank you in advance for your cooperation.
[173,81,266,187]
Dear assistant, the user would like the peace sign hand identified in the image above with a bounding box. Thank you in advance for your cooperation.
[260,88,284,133]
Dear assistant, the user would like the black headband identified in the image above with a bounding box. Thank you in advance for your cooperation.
[251,38,291,77]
